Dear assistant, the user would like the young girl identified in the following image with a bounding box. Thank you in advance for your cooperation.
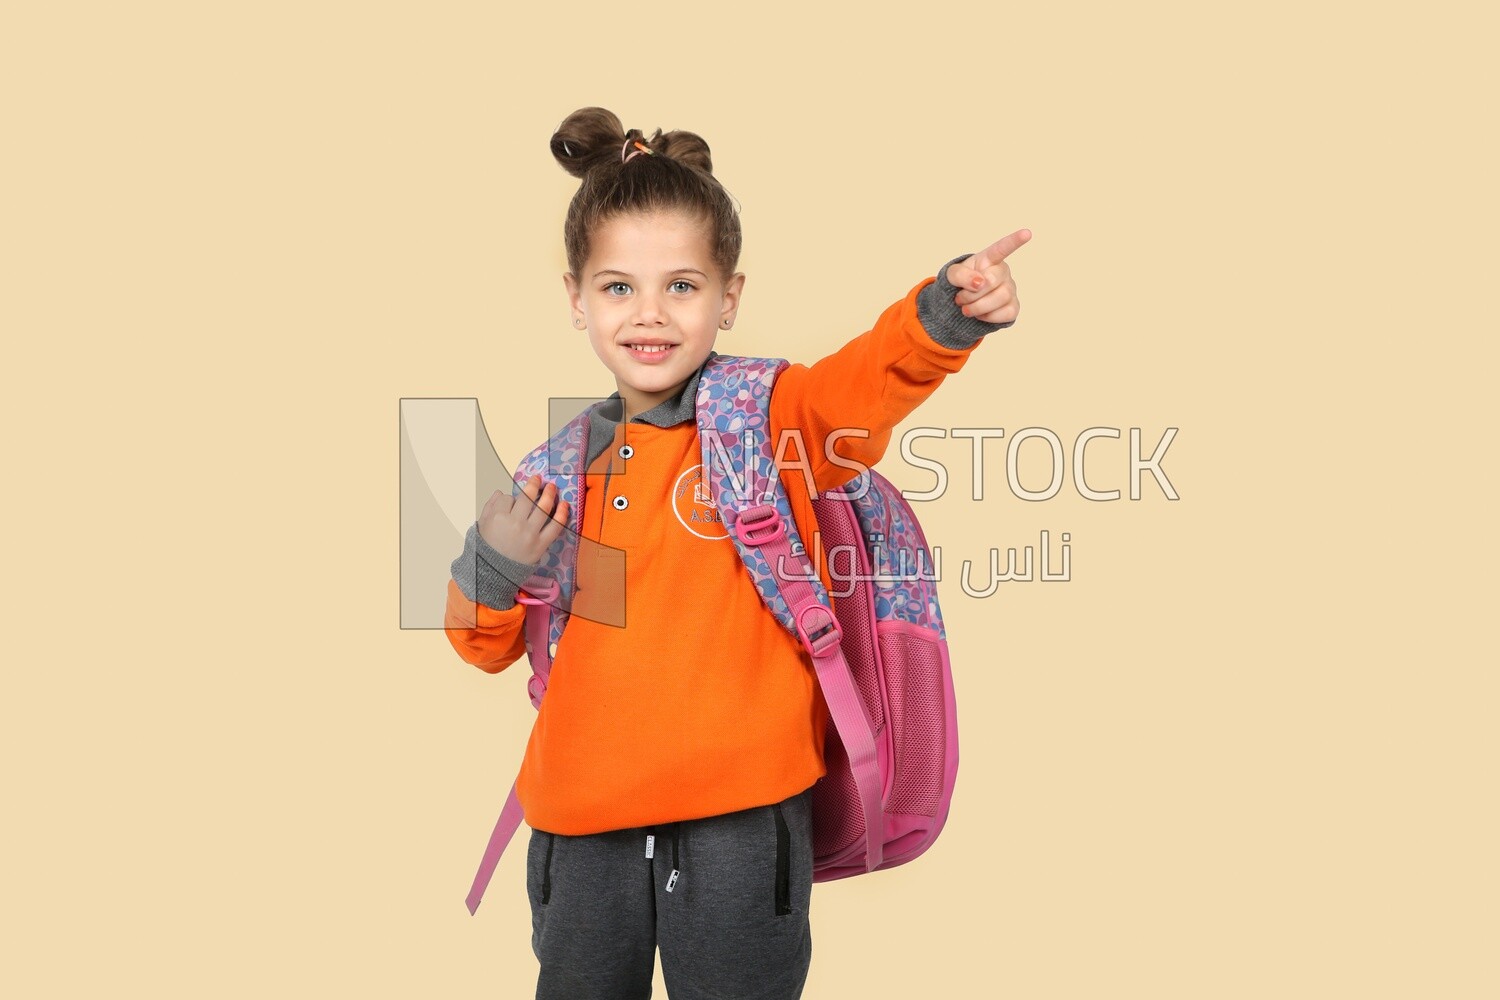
[445,106,1028,1000]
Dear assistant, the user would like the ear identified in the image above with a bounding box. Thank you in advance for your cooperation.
[562,272,584,324]
[719,271,747,328]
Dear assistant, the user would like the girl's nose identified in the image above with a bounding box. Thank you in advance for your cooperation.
[632,293,666,325]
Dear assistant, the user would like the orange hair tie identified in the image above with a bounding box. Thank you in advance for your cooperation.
[621,139,654,163]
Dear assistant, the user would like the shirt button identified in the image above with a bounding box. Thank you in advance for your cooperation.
[612,495,629,511]
[547,642,558,657]
[618,444,634,459]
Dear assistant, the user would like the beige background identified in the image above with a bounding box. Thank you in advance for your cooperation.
[5,1,1494,997]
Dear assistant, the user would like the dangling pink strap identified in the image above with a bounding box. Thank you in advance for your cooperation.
[466,780,523,915]
[467,590,555,914]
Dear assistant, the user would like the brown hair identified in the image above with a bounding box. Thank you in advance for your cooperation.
[550,106,742,285]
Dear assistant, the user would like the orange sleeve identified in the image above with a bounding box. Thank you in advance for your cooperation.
[769,275,988,493]
[443,577,529,675]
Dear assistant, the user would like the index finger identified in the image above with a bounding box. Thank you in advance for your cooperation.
[972,229,1032,270]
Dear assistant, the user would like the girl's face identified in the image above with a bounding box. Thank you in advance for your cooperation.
[563,209,745,417]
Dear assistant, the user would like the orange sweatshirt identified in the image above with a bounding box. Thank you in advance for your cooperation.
[445,256,1005,835]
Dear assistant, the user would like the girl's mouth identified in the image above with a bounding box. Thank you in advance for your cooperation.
[625,343,676,364]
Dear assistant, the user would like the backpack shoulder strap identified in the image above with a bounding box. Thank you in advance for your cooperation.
[696,353,884,873]
[511,402,597,691]
[695,353,835,637]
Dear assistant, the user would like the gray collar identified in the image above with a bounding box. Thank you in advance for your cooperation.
[584,354,712,467]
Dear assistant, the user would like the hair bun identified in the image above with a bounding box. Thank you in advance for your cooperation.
[549,106,627,178]
[550,106,716,178]
[651,130,712,175]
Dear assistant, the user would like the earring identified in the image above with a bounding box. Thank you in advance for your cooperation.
[574,318,583,328]
[722,319,731,329]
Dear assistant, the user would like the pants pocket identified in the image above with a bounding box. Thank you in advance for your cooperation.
[541,831,556,905]
[772,802,791,916]
[527,828,557,910]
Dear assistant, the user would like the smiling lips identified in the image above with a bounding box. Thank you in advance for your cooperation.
[624,342,677,363]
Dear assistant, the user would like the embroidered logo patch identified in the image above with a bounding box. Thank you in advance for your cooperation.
[672,463,729,541]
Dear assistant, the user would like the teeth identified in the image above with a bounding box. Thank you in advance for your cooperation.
[630,344,672,353]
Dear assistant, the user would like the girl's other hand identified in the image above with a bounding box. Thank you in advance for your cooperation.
[478,473,570,566]
[948,228,1031,326]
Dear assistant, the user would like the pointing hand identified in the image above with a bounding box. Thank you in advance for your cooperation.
[947,228,1031,326]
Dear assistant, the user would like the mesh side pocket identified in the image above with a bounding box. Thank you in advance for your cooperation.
[881,624,948,818]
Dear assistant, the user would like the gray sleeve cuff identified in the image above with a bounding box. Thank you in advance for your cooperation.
[450,521,540,612]
[916,253,1016,349]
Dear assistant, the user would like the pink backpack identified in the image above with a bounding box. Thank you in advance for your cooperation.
[465,354,959,914]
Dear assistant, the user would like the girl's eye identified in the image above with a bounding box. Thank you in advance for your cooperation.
[602,280,694,295]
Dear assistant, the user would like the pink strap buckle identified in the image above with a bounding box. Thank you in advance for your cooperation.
[733,504,784,546]
[796,605,843,659]
[516,574,559,605]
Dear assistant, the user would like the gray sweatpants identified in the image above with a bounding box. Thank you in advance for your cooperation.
[524,785,815,1000]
